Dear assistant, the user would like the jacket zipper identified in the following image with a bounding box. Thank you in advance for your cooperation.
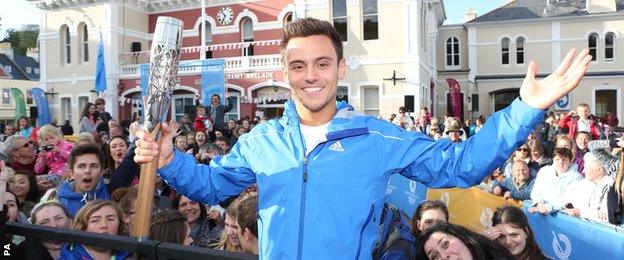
[296,127,309,260]
[355,203,376,260]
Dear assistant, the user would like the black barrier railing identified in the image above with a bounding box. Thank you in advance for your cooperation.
[5,222,257,260]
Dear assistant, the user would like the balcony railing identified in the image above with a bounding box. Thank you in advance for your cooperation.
[119,54,283,79]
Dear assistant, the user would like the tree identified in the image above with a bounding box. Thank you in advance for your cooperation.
[1,25,38,55]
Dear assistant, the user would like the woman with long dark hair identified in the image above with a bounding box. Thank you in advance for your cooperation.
[418,222,514,260]
[485,206,546,260]
[79,102,103,135]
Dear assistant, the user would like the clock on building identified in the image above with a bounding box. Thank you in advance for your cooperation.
[217,6,234,25]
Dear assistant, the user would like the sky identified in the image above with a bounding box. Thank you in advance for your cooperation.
[0,0,511,36]
[0,0,42,37]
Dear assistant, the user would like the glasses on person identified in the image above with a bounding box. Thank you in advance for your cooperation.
[22,142,34,148]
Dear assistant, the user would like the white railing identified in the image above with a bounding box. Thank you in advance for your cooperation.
[118,54,283,79]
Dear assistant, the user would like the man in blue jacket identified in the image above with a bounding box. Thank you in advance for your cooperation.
[135,18,591,259]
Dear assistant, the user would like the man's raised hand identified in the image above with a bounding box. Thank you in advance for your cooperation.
[519,48,592,110]
[134,122,176,168]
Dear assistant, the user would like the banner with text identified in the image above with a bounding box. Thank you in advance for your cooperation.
[384,174,428,216]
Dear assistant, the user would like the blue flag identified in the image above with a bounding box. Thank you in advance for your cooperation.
[32,88,51,125]
[95,36,107,92]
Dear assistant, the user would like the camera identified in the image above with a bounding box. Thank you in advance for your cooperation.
[37,145,54,153]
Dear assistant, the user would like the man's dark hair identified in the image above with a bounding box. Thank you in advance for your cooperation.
[281,18,344,62]
[411,200,449,237]
[553,147,573,161]
[68,144,106,170]
[237,192,258,238]
[215,136,230,146]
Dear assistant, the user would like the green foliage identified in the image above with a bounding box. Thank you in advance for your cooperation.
[2,25,39,55]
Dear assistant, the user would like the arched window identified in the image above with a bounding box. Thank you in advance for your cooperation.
[60,25,71,65]
[516,37,525,64]
[202,21,213,59]
[588,33,598,61]
[445,37,459,67]
[78,23,89,63]
[501,37,510,65]
[605,32,615,61]
[241,18,254,56]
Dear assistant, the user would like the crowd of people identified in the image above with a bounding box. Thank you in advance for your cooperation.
[0,95,264,259]
[0,83,619,260]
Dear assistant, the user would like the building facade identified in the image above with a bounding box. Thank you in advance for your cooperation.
[0,43,40,125]
[438,0,624,123]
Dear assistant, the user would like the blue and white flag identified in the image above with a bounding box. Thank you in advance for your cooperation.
[200,59,225,106]
[95,35,107,92]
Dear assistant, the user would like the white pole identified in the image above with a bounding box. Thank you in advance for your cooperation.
[200,0,206,60]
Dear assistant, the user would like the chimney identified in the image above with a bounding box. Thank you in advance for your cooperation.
[26,47,39,63]
[0,42,14,60]
[586,0,616,13]
[465,6,477,22]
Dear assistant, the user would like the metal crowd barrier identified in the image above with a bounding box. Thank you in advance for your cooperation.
[4,222,257,260]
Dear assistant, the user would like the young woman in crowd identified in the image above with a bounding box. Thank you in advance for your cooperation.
[485,206,545,260]
[417,222,514,260]
[217,198,242,252]
[60,200,131,259]
[17,116,34,139]
[555,134,578,164]
[9,172,40,214]
[410,200,449,238]
[198,143,224,165]
[34,125,74,185]
[79,102,103,135]
[150,210,194,246]
[174,134,188,152]
[527,140,552,170]
[104,136,129,181]
[30,201,73,259]
[193,131,208,158]
[173,195,223,248]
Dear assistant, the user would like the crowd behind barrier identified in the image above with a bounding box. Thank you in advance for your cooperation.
[385,174,624,259]
[3,221,256,260]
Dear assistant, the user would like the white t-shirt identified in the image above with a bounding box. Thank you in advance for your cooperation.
[300,122,329,155]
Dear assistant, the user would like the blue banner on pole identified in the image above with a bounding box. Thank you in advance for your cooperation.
[200,59,225,106]
[384,174,428,216]
[140,64,149,118]
[523,203,624,259]
[31,88,51,126]
[95,36,107,93]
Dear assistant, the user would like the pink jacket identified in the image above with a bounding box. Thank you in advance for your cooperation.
[35,140,74,176]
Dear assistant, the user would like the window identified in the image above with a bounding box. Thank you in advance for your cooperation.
[605,32,615,61]
[588,33,598,61]
[78,96,88,116]
[202,21,213,59]
[61,97,72,122]
[501,37,510,65]
[516,37,525,64]
[595,89,617,117]
[26,90,33,104]
[445,37,460,67]
[362,86,379,116]
[4,66,11,73]
[34,68,39,74]
[78,23,89,63]
[60,25,71,65]
[173,96,196,122]
[241,18,254,56]
[225,91,241,121]
[2,88,10,105]
[26,67,32,74]
[333,0,347,42]
[336,86,348,103]
[362,0,378,40]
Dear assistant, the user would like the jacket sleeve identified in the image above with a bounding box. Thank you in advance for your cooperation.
[559,113,572,130]
[107,145,140,194]
[224,98,234,113]
[157,140,256,205]
[387,98,544,188]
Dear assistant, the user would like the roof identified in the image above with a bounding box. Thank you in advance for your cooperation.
[13,55,40,80]
[470,0,624,23]
[0,54,29,80]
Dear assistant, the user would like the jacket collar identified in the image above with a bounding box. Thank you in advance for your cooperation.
[280,100,370,141]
